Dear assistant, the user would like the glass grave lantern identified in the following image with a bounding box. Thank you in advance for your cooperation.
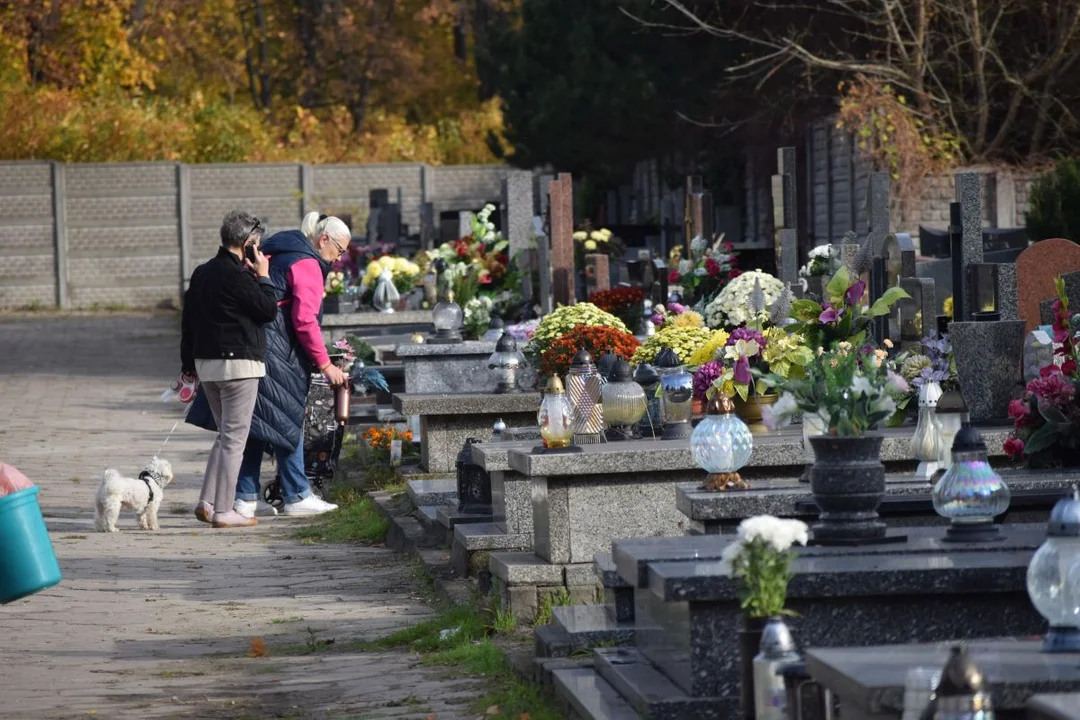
[926,645,994,720]
[487,333,524,394]
[932,425,1011,542]
[971,263,1001,322]
[596,351,619,382]
[1026,486,1080,653]
[429,259,463,343]
[654,347,694,440]
[601,357,647,441]
[935,390,970,470]
[565,349,606,445]
[690,393,754,491]
[910,380,944,481]
[482,316,505,342]
[633,362,662,439]
[537,375,575,451]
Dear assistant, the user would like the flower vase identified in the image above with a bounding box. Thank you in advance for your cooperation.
[799,413,827,483]
[734,393,778,434]
[739,615,767,720]
[323,294,341,315]
[808,435,887,543]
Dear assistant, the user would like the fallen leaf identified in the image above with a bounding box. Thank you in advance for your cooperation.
[248,637,267,657]
[518,715,530,720]
[425,715,436,720]
[486,707,500,715]
[186,564,203,569]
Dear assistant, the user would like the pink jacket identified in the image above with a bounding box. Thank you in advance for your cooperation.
[285,258,331,370]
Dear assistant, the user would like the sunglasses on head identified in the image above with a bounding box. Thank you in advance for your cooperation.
[244,218,264,243]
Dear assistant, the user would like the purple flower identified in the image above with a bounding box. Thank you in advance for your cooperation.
[819,307,841,324]
[668,302,686,315]
[726,327,766,350]
[693,361,724,400]
[651,312,665,326]
[733,356,752,385]
[846,278,866,306]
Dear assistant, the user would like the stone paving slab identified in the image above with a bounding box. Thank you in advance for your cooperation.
[0,313,485,719]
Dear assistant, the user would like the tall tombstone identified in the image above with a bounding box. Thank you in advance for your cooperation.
[548,173,576,307]
[772,148,799,287]
[533,216,553,315]
[419,202,436,249]
[684,175,714,256]
[502,170,534,261]
[458,211,474,241]
[585,253,611,296]
[379,203,401,247]
[952,173,985,322]
[1015,238,1080,333]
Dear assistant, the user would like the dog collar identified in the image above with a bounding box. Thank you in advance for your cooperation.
[138,470,162,502]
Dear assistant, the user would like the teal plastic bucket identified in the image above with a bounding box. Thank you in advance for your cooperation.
[0,487,62,604]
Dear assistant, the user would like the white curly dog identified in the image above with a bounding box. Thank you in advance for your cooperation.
[93,457,174,532]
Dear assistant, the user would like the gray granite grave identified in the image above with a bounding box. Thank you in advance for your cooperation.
[806,639,1080,720]
[1028,693,1080,720]
[950,320,1025,421]
[502,169,534,260]
[391,392,538,472]
[395,340,498,395]
[321,310,434,343]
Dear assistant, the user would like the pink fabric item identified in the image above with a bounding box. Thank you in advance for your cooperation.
[287,258,331,369]
[0,463,34,498]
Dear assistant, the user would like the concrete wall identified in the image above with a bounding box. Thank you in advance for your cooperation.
[0,161,508,310]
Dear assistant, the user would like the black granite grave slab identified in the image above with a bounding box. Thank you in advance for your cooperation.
[806,639,1080,719]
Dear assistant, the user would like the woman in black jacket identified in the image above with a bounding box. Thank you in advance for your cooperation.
[181,210,278,528]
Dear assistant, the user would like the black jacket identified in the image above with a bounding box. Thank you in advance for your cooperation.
[186,230,330,451]
[181,247,279,374]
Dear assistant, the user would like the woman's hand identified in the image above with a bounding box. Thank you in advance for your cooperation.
[245,244,270,278]
[321,362,347,387]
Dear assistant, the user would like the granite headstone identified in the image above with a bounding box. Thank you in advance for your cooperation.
[1016,239,1080,334]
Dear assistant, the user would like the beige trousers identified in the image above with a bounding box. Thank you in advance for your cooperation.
[199,378,260,511]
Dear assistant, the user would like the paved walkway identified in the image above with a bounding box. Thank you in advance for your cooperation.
[0,313,480,719]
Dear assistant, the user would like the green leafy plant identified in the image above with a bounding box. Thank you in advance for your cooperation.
[1026,158,1080,242]
[787,265,909,350]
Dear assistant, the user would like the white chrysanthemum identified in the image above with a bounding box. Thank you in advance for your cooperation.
[808,244,832,260]
[690,235,708,258]
[679,259,693,275]
[737,515,809,552]
[704,270,785,328]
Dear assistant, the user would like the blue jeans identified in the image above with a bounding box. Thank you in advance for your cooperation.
[236,438,313,505]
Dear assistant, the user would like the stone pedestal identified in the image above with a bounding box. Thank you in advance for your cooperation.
[395,340,498,395]
[391,392,538,472]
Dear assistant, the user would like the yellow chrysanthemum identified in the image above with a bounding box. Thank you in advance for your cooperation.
[631,325,713,366]
[670,311,704,329]
[943,296,954,319]
[687,329,731,366]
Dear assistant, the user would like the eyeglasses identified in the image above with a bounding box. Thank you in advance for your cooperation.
[245,218,264,242]
[327,235,347,257]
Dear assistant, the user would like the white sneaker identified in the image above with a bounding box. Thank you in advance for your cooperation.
[283,495,338,517]
[234,499,279,519]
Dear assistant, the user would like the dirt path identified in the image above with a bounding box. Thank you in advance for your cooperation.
[0,313,481,720]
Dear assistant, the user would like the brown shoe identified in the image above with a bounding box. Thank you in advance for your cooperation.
[211,511,258,528]
[194,502,213,524]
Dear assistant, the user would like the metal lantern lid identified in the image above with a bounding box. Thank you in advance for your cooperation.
[489,316,505,330]
[495,333,517,354]
[951,424,987,453]
[609,357,633,383]
[935,645,986,697]
[571,348,595,370]
[937,390,969,414]
[706,393,736,416]
[654,346,681,369]
[1047,485,1080,538]
[634,362,660,386]
[493,417,507,436]
[597,351,619,380]
[546,375,566,394]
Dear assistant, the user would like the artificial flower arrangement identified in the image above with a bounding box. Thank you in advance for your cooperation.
[430,203,524,318]
[706,326,815,402]
[590,286,645,332]
[361,255,421,297]
[324,270,346,297]
[326,337,358,371]
[798,244,832,280]
[763,341,909,436]
[538,325,641,379]
[704,269,787,328]
[720,515,809,618]
[631,324,714,366]
[324,337,389,395]
[362,425,414,454]
[687,329,732,367]
[669,234,741,306]
[523,303,630,358]
[573,223,624,269]
[463,295,495,340]
[1005,276,1080,468]
[786,265,909,350]
[651,302,703,330]
[891,333,959,415]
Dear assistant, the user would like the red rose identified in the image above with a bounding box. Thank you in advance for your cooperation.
[1003,436,1025,458]
[1007,398,1028,422]
[669,270,681,283]
[728,269,742,280]
[1063,359,1078,375]
[705,258,720,277]
[722,242,734,252]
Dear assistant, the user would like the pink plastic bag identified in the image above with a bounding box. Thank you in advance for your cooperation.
[0,463,35,499]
